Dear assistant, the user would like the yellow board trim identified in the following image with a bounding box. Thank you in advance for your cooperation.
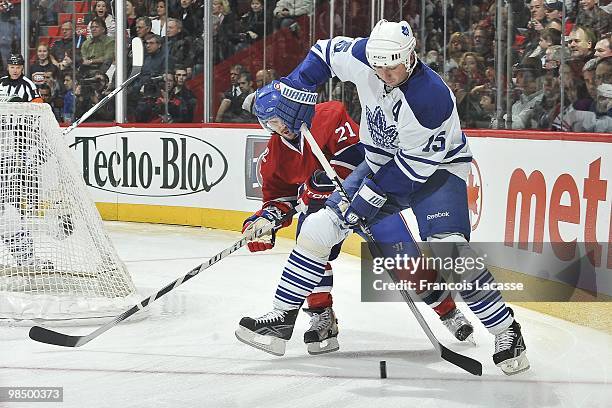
[96,203,611,334]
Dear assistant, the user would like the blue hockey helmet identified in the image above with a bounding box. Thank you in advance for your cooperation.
[253,80,281,122]
[253,80,297,139]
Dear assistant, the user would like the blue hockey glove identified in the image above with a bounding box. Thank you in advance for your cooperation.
[344,179,387,225]
[275,78,317,134]
[297,169,335,214]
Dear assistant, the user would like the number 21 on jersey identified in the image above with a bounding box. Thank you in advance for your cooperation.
[335,121,357,142]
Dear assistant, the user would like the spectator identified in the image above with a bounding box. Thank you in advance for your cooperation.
[80,17,115,76]
[459,52,487,89]
[532,74,562,128]
[212,0,239,63]
[151,0,168,36]
[75,72,114,122]
[50,21,85,72]
[223,63,245,101]
[576,0,612,37]
[561,83,612,132]
[595,56,612,89]
[33,0,60,26]
[254,68,276,89]
[273,0,312,30]
[135,75,164,122]
[87,1,116,38]
[472,89,497,128]
[126,0,138,38]
[520,0,548,63]
[594,34,612,59]
[173,0,203,38]
[159,67,197,122]
[237,0,272,48]
[546,17,563,32]
[529,0,548,30]
[135,16,153,40]
[30,43,60,87]
[38,83,61,121]
[583,57,599,103]
[551,63,593,130]
[42,70,61,101]
[165,18,193,73]
[449,5,469,33]
[543,44,569,74]
[131,33,167,98]
[62,72,76,124]
[216,66,252,122]
[568,26,596,63]
[528,27,562,66]
[507,58,545,129]
[444,32,468,74]
[543,0,567,33]
[472,27,494,64]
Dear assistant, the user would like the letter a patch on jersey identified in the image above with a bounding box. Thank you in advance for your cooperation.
[366,106,398,149]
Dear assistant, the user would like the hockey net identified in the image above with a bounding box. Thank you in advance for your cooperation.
[0,103,138,323]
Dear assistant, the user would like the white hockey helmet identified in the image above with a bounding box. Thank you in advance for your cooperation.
[366,20,418,72]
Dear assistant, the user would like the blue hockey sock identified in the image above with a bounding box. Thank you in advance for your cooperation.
[460,268,514,335]
[273,248,327,311]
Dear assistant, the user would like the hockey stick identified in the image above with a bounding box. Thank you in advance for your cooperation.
[29,208,297,347]
[300,124,482,376]
[62,36,144,136]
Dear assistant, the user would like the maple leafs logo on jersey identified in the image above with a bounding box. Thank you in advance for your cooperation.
[366,106,398,149]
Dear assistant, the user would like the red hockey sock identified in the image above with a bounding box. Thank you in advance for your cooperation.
[306,292,333,309]
[433,295,456,317]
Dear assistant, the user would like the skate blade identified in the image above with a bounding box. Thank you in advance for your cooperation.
[235,327,286,356]
[307,337,339,355]
[497,352,530,375]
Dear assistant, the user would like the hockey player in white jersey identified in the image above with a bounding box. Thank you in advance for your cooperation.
[236,20,529,375]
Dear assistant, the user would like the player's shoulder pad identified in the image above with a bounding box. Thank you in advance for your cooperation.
[400,62,454,130]
[314,100,348,116]
[350,38,370,68]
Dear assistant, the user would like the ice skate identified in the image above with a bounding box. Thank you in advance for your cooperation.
[493,309,530,375]
[440,307,475,344]
[235,309,299,356]
[303,307,339,355]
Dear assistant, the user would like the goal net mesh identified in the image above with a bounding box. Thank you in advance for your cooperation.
[0,103,138,323]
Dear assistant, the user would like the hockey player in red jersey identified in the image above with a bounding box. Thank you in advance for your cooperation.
[236,81,475,357]
[240,82,363,355]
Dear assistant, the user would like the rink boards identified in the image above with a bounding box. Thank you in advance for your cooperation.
[65,125,612,331]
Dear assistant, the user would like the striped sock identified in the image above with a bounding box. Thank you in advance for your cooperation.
[273,248,327,311]
[460,269,514,335]
[312,263,333,294]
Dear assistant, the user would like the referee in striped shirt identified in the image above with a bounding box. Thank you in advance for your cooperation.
[0,54,42,102]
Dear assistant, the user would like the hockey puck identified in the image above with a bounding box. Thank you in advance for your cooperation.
[379,360,387,379]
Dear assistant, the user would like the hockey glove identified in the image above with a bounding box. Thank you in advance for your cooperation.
[344,179,387,225]
[297,170,335,214]
[242,204,291,252]
[275,79,317,134]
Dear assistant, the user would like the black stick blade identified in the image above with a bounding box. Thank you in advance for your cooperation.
[29,326,83,347]
[441,345,483,376]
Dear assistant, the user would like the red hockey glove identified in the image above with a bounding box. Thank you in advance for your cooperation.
[242,203,291,252]
[297,169,335,214]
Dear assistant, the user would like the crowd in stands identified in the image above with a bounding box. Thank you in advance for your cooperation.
[0,0,610,130]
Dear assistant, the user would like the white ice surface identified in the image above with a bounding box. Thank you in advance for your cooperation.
[1,221,610,408]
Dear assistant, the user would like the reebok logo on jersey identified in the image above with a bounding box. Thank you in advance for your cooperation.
[426,211,450,220]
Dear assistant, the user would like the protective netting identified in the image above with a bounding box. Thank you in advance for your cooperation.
[0,103,138,322]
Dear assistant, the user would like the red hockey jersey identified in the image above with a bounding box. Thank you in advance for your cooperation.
[259,101,363,208]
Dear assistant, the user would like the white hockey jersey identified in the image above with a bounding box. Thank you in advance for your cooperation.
[291,36,472,196]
